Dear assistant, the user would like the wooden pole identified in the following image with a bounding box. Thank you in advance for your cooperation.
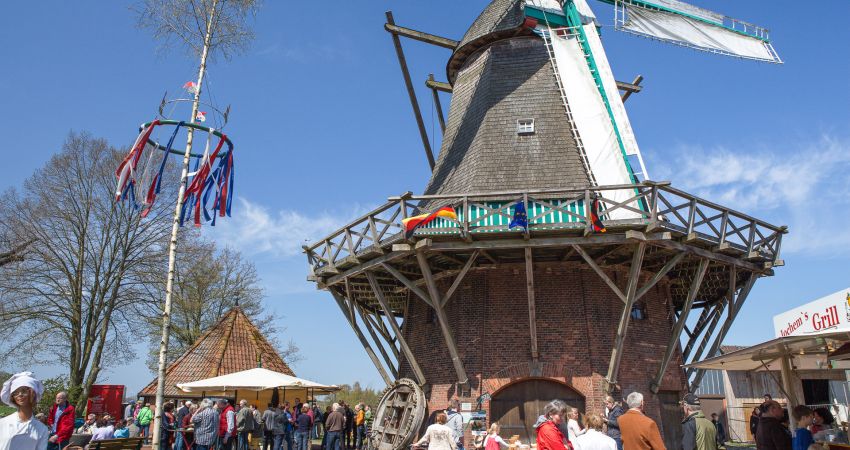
[650,258,709,393]
[525,247,539,361]
[572,244,626,303]
[366,272,427,385]
[780,353,798,432]
[441,250,479,308]
[386,11,435,170]
[355,303,399,379]
[605,242,646,390]
[690,275,757,391]
[330,290,393,386]
[151,2,217,448]
[620,75,643,102]
[428,74,446,133]
[415,250,469,384]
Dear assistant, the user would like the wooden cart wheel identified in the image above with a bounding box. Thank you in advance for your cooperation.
[369,378,427,450]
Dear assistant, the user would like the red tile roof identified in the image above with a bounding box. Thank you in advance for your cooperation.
[139,307,294,398]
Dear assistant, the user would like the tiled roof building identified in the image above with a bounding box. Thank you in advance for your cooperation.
[139,307,293,399]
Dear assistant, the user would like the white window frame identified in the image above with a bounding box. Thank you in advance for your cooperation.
[517,118,535,135]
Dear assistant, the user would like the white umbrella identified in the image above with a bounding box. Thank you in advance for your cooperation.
[176,367,339,394]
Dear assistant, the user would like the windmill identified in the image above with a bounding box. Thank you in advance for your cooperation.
[305,1,787,448]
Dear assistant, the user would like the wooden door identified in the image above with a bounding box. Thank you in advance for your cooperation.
[489,379,585,443]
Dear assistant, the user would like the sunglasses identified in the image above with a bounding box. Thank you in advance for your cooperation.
[12,389,31,398]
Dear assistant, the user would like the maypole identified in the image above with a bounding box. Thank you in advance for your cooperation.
[150,1,218,448]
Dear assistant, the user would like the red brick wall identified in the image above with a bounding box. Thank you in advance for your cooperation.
[398,261,687,442]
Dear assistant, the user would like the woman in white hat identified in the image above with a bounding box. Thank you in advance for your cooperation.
[0,371,49,450]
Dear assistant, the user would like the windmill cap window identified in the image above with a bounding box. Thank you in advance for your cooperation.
[517,118,535,135]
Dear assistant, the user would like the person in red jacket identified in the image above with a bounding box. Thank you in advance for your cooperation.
[218,398,237,449]
[536,400,569,450]
[47,391,75,450]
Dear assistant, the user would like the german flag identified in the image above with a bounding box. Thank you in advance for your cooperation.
[403,206,458,239]
[591,198,607,233]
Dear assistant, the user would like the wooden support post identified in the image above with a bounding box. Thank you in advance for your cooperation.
[525,247,539,361]
[367,271,427,386]
[572,245,626,303]
[690,275,757,391]
[428,74,446,133]
[441,250,479,308]
[605,243,646,390]
[415,250,469,384]
[650,259,709,393]
[682,307,713,359]
[364,310,401,359]
[330,290,393,386]
[386,11,435,170]
[425,78,453,93]
[635,253,685,300]
[380,263,434,308]
[355,303,399,379]
[383,23,459,49]
[780,353,798,432]
[620,75,643,102]
[685,302,725,376]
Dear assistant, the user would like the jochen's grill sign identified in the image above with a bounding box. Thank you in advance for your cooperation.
[773,288,850,338]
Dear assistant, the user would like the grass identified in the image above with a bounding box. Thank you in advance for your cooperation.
[0,406,16,417]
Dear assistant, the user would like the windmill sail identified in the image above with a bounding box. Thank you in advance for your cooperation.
[611,0,782,63]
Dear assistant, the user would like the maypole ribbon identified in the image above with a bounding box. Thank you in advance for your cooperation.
[141,121,184,218]
[115,120,160,201]
[181,131,229,227]
[116,119,235,227]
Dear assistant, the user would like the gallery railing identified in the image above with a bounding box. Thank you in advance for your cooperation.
[304,181,786,273]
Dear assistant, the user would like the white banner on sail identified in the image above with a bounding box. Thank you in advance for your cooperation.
[582,24,642,166]
[550,33,640,220]
[621,5,780,62]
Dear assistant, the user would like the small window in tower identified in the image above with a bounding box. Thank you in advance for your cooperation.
[631,302,647,320]
[517,118,535,135]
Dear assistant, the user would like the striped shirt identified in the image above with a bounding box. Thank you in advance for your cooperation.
[192,408,220,446]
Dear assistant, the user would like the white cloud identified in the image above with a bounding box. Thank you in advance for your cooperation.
[655,134,850,256]
[205,197,370,258]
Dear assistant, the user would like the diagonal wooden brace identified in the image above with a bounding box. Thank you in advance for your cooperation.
[415,250,469,385]
[366,271,427,385]
[650,258,709,393]
[330,289,394,386]
[605,242,647,390]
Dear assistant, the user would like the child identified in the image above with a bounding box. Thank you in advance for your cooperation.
[792,405,814,450]
[114,419,130,438]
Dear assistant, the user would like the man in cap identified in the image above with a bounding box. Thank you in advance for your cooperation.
[681,394,716,450]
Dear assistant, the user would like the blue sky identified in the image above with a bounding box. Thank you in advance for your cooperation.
[1,1,849,393]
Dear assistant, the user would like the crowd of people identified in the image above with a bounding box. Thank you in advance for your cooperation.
[0,370,378,450]
[3,369,844,450]
[461,391,724,450]
[748,393,844,450]
[111,397,373,450]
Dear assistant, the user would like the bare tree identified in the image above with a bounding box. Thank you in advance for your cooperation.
[0,132,174,410]
[0,237,36,267]
[135,0,260,61]
[140,236,301,370]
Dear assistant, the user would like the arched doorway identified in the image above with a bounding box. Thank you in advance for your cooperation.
[489,378,585,443]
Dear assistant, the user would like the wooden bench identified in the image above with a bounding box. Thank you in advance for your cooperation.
[80,437,145,450]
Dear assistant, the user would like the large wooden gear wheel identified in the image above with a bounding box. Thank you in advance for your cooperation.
[369,378,427,450]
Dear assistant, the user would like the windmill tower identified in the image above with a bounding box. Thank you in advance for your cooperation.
[305,1,786,448]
